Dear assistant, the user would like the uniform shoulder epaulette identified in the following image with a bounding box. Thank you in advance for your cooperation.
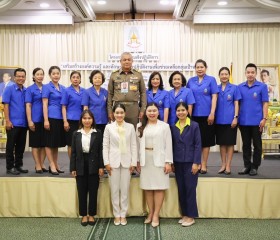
[133,68,141,73]
[112,69,119,73]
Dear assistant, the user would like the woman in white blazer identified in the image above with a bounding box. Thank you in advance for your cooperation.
[103,103,137,226]
[136,103,173,227]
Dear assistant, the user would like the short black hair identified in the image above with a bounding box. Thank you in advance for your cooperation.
[32,67,44,82]
[245,63,257,72]
[70,71,81,79]
[218,67,230,75]
[195,59,208,68]
[169,71,186,88]
[89,70,105,84]
[48,66,61,75]
[14,68,26,77]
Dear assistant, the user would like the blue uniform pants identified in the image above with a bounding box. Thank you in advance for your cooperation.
[174,162,199,218]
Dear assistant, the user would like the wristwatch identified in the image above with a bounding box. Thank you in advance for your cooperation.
[263,117,268,120]
[234,115,238,118]
[166,162,172,165]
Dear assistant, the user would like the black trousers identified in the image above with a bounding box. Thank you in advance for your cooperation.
[6,127,27,170]
[239,126,262,170]
[76,153,99,216]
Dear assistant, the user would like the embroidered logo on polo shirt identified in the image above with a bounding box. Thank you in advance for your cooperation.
[227,94,232,100]
[158,100,162,106]
[204,88,208,94]
[253,92,257,98]
[179,99,183,102]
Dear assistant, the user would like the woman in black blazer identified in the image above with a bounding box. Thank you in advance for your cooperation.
[70,109,104,226]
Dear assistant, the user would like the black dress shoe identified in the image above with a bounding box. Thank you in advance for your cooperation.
[56,169,65,173]
[16,167,29,173]
[35,168,43,174]
[224,170,231,175]
[249,169,258,176]
[81,218,88,226]
[88,220,95,226]
[238,168,250,175]
[7,168,20,175]
[49,167,59,175]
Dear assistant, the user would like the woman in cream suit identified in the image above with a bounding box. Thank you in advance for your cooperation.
[136,103,173,227]
[103,103,137,226]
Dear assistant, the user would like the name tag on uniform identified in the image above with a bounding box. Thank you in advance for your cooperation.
[121,82,128,93]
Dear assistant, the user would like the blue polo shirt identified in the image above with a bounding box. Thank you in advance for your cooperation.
[215,83,241,124]
[2,84,27,127]
[81,87,108,124]
[42,81,65,120]
[168,87,195,125]
[61,85,85,121]
[147,89,170,121]
[187,74,219,117]
[25,83,44,123]
[238,80,269,126]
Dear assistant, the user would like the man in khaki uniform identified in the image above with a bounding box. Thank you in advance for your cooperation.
[107,52,147,128]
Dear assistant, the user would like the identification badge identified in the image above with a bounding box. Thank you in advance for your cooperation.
[121,82,129,93]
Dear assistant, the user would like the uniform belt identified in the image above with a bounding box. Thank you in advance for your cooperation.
[117,101,138,105]
[145,147,153,150]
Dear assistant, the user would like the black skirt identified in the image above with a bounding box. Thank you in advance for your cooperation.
[44,118,66,148]
[65,120,79,146]
[192,116,215,148]
[215,124,238,146]
[29,122,45,148]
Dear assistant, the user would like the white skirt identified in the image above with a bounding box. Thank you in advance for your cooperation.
[140,150,170,190]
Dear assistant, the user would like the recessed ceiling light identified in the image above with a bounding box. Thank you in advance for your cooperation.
[160,0,169,5]
[97,0,106,4]
[217,1,228,6]
[40,3,50,8]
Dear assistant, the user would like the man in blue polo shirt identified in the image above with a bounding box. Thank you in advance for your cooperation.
[238,63,269,176]
[3,68,28,175]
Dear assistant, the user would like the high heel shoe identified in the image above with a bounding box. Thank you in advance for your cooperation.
[151,221,159,227]
[35,168,43,174]
[49,167,59,175]
[42,168,48,172]
[56,169,64,173]
[144,218,152,224]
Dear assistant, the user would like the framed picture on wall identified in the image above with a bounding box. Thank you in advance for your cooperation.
[0,66,20,98]
[257,64,280,102]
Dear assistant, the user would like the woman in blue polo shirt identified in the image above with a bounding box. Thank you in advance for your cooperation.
[146,71,170,122]
[25,67,47,173]
[168,71,195,126]
[61,71,85,159]
[215,67,241,175]
[187,59,218,174]
[81,70,108,134]
[42,66,66,175]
